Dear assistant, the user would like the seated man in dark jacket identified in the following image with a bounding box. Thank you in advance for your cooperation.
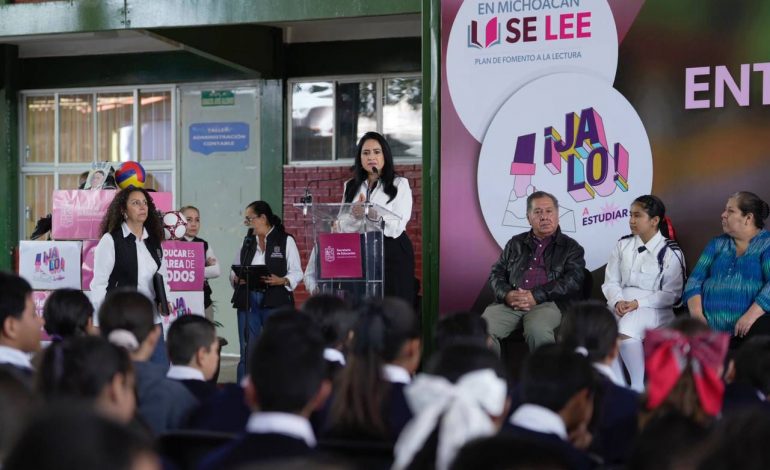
[482,191,586,354]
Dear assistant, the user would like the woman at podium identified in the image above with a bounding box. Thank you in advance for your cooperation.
[342,132,415,305]
[230,200,303,381]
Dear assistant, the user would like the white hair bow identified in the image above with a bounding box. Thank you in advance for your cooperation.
[392,369,507,470]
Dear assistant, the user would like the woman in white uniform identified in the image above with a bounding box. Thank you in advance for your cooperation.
[602,195,686,392]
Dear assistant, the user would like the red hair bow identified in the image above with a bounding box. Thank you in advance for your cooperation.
[644,328,729,416]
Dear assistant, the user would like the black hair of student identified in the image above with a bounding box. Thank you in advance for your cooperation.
[731,337,770,395]
[435,311,489,350]
[668,316,711,336]
[633,194,670,238]
[166,314,217,366]
[696,408,770,470]
[4,404,155,470]
[246,200,284,232]
[732,191,770,229]
[426,343,505,384]
[343,131,399,204]
[0,368,37,462]
[97,289,155,343]
[628,410,711,470]
[329,298,421,437]
[451,434,570,470]
[250,309,326,413]
[42,289,93,339]
[559,300,618,363]
[0,271,32,327]
[519,344,597,412]
[301,294,356,348]
[38,336,132,403]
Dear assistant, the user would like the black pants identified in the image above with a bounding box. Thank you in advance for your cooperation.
[384,232,415,305]
[729,314,770,350]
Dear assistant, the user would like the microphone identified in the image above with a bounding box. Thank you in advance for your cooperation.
[366,167,379,204]
[300,176,341,215]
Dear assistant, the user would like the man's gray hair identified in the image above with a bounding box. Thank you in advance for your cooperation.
[526,191,559,213]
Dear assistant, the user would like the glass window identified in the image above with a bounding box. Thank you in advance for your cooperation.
[139,91,172,162]
[291,81,334,161]
[383,78,422,158]
[59,173,85,191]
[336,81,377,161]
[23,174,54,238]
[24,96,55,163]
[288,75,421,162]
[59,94,94,164]
[146,171,172,193]
[97,92,135,163]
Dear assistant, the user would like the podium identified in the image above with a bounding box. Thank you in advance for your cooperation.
[295,202,401,304]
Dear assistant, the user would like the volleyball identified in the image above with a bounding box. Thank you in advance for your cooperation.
[115,161,146,189]
[162,211,187,240]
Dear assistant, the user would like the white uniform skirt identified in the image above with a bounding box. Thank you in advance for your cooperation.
[611,286,675,339]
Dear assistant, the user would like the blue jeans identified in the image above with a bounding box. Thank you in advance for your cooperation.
[236,291,273,382]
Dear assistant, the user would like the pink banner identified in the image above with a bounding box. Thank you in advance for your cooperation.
[81,240,98,290]
[52,190,173,240]
[161,240,205,291]
[32,291,52,342]
[318,233,363,279]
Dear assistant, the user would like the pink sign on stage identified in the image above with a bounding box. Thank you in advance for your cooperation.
[162,240,205,291]
[318,232,362,279]
[81,240,98,290]
[51,190,173,240]
[32,291,52,342]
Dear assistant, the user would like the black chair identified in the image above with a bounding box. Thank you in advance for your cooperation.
[317,438,394,470]
[157,430,236,470]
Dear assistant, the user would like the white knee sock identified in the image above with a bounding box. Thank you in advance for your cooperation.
[619,338,645,392]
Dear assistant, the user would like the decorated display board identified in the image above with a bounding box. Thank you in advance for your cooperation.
[19,241,82,290]
[439,0,770,313]
[52,190,173,240]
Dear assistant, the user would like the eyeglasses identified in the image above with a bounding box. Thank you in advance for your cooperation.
[128,200,148,207]
[244,215,258,223]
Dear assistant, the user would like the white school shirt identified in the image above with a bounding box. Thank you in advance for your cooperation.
[229,227,303,291]
[602,232,685,309]
[89,222,171,325]
[245,412,317,447]
[303,246,318,294]
[382,364,412,384]
[510,403,568,441]
[167,365,206,381]
[341,177,413,238]
[183,236,221,280]
[593,362,625,387]
[0,345,33,370]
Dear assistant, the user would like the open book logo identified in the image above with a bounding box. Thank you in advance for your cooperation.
[468,17,501,49]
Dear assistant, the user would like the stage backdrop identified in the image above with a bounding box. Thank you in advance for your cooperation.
[440,0,770,313]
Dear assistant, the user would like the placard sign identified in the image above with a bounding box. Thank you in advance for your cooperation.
[318,232,363,279]
[161,240,205,291]
[19,240,82,290]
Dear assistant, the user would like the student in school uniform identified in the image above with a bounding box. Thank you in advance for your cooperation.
[0,272,44,383]
[165,315,220,403]
[99,290,198,435]
[503,344,598,470]
[325,298,421,443]
[560,301,640,465]
[602,195,686,392]
[721,337,770,413]
[198,311,331,469]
